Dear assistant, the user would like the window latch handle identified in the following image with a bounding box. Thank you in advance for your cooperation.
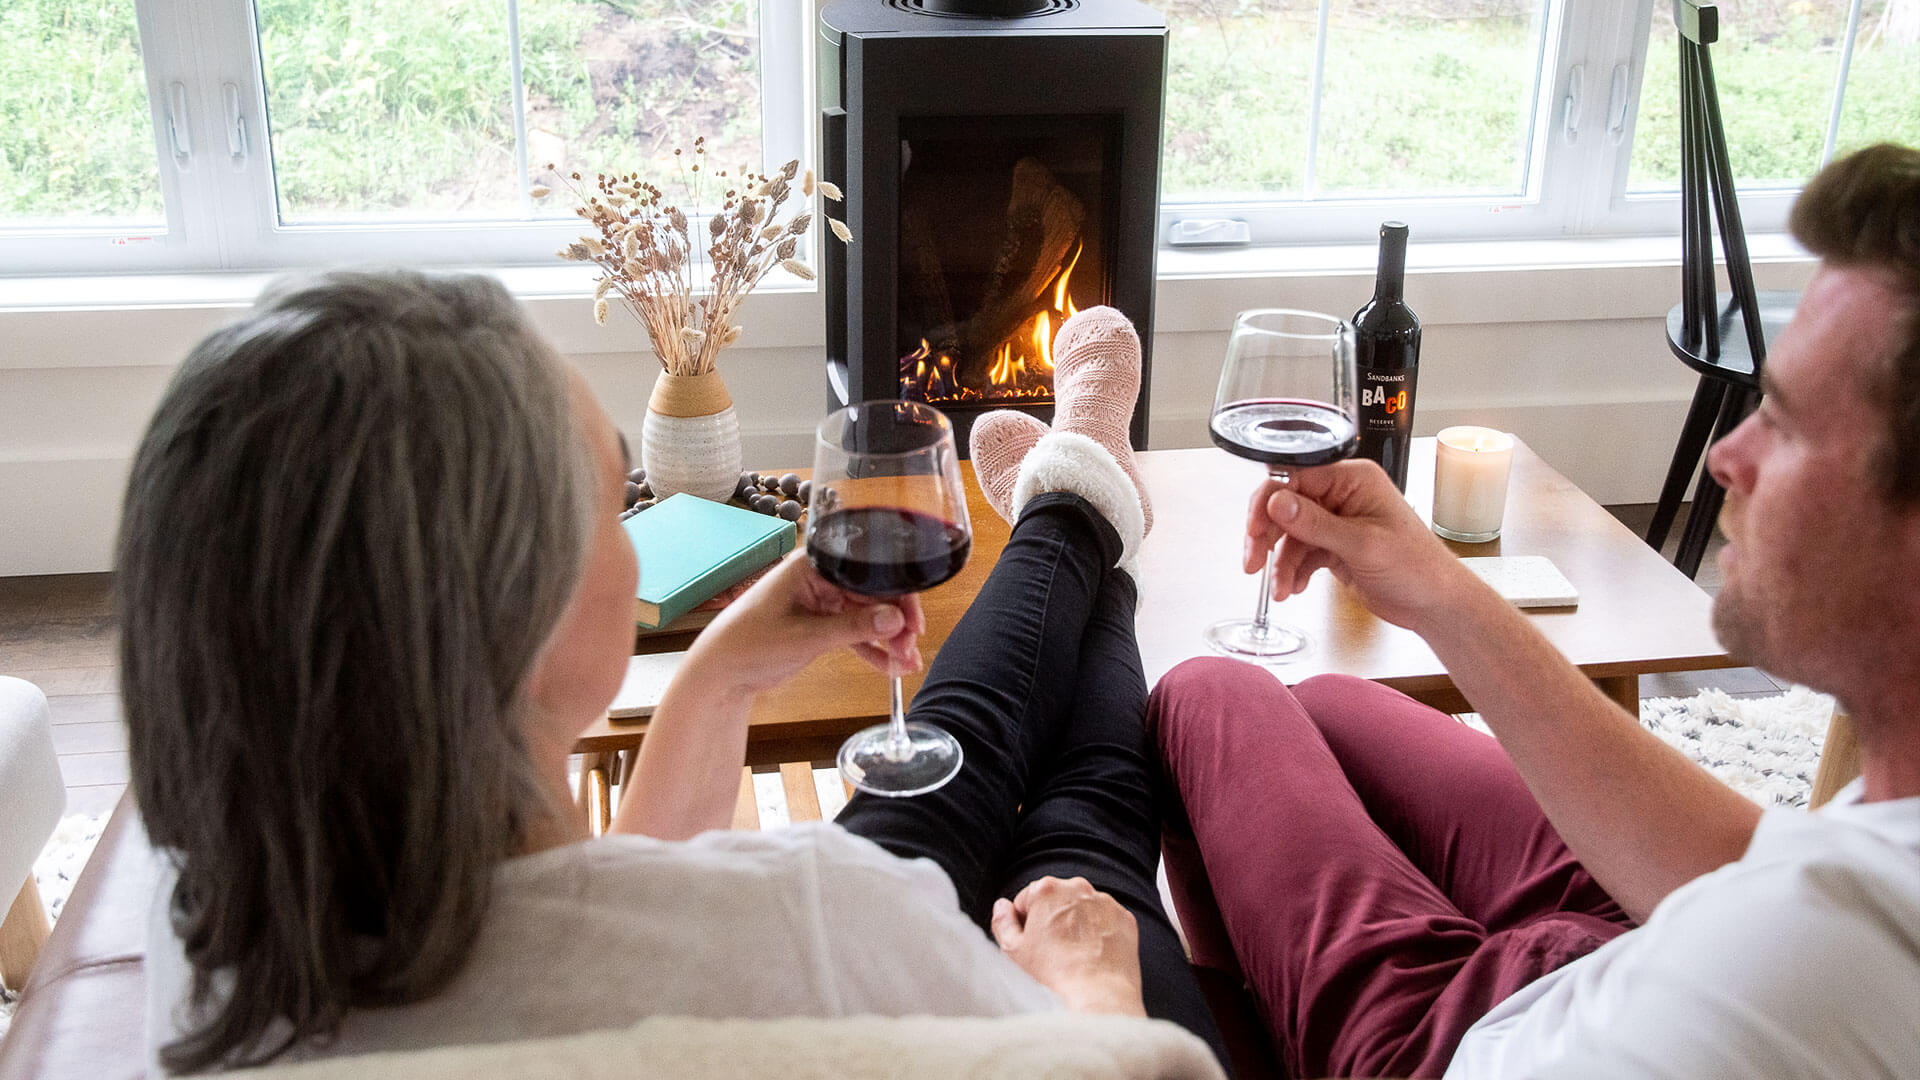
[1606,64,1631,145]
[1167,218,1252,248]
[1561,65,1584,144]
[222,82,248,163]
[167,81,193,163]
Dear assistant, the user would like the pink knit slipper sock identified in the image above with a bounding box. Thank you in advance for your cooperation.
[1051,306,1151,532]
[968,409,1049,524]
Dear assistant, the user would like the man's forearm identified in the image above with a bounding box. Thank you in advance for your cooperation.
[1415,580,1763,922]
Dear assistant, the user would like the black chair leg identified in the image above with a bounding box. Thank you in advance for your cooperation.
[1673,386,1757,578]
[1675,470,1725,580]
[1647,376,1729,551]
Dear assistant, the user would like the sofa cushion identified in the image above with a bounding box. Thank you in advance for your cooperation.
[221,1013,1224,1080]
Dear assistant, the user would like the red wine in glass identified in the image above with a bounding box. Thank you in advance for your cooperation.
[808,507,971,597]
[1210,398,1359,469]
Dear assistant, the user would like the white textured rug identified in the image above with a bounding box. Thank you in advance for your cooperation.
[29,811,109,922]
[1639,686,1835,808]
[1461,684,1834,808]
[0,810,108,1041]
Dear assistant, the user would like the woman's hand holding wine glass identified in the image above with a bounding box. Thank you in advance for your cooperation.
[631,548,931,840]
[689,550,926,697]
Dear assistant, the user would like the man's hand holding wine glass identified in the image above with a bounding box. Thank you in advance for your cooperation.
[1245,459,1483,634]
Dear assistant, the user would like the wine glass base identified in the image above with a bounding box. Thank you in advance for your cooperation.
[838,721,964,798]
[1205,619,1311,663]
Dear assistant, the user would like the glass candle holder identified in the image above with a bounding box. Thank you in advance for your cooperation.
[1432,426,1515,543]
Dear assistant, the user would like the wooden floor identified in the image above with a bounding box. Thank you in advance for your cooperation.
[0,574,126,818]
[0,501,1775,826]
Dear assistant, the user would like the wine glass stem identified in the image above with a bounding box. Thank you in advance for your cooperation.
[1252,467,1290,632]
[884,675,911,761]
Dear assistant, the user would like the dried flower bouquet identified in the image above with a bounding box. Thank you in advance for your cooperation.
[543,140,849,377]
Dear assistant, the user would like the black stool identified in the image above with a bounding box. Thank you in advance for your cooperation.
[1644,0,1798,579]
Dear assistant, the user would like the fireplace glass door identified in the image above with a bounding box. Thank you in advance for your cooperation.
[896,116,1115,408]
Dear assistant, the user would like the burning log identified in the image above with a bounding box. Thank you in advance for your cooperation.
[899,156,1086,399]
[900,207,957,353]
[962,157,1085,370]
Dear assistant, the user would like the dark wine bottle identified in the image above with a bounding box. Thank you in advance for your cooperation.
[1352,221,1421,491]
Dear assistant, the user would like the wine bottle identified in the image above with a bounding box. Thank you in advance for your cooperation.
[1352,221,1421,491]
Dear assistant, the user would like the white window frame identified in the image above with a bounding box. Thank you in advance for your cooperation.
[1,0,1888,276]
[1,0,811,276]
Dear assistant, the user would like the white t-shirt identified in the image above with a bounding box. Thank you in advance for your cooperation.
[146,824,1058,1071]
[1447,780,1920,1078]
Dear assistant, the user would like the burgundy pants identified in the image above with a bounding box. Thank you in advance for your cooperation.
[1149,658,1634,1079]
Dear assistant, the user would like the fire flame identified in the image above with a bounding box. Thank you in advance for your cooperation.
[901,243,1085,404]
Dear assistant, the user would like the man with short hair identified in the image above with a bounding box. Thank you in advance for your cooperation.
[1150,142,1920,1078]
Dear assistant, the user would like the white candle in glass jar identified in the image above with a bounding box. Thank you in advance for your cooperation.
[1432,426,1516,543]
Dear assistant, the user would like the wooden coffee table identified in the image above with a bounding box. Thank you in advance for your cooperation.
[576,438,1733,767]
[1133,440,1732,713]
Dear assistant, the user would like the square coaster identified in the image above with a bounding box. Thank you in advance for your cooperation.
[1460,555,1579,608]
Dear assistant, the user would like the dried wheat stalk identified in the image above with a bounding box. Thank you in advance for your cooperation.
[542,141,849,377]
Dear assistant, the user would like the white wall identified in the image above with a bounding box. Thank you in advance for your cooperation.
[0,249,1815,576]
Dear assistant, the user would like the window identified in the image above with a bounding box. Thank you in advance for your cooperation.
[253,0,764,223]
[1,0,165,229]
[1160,0,1920,246]
[3,0,1915,274]
[1630,0,1920,190]
[2,0,801,274]
[1163,0,1555,203]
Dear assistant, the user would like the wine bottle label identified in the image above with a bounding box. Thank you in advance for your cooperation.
[1360,371,1412,421]
[1356,366,1416,490]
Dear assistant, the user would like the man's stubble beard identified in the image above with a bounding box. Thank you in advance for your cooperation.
[1710,582,1769,676]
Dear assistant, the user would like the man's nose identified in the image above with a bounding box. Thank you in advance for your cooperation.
[1706,414,1755,492]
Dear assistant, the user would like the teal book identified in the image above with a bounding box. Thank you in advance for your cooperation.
[624,493,796,629]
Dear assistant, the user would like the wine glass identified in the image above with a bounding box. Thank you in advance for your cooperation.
[808,400,973,797]
[1206,309,1359,661]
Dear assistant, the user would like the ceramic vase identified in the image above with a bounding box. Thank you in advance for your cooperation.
[641,368,742,504]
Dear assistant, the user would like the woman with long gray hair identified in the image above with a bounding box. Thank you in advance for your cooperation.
[127,270,1225,1073]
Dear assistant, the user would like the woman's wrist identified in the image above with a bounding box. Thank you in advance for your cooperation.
[678,617,777,702]
[1051,974,1147,1018]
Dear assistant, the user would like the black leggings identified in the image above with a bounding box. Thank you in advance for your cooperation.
[837,493,1229,1068]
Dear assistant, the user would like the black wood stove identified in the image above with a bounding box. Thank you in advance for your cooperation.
[818,0,1167,451]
